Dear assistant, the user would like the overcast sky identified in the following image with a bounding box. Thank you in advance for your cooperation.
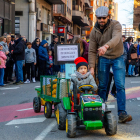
[115,0,133,28]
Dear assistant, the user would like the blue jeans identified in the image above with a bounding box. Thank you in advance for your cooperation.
[15,60,23,82]
[0,68,4,86]
[128,65,135,76]
[134,66,138,75]
[98,55,126,115]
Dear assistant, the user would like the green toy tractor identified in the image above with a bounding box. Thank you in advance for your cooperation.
[55,79,117,138]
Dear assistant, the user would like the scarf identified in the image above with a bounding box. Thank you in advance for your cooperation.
[75,71,91,80]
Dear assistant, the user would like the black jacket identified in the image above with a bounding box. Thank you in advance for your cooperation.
[13,40,25,61]
[128,44,138,65]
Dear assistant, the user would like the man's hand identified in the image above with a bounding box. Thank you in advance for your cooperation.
[50,63,53,66]
[98,45,109,56]
[129,60,131,63]
[34,63,36,65]
[90,67,94,76]
[23,64,25,67]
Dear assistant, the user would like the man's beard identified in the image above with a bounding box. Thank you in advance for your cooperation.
[99,22,106,27]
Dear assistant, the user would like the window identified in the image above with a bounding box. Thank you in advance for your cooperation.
[15,17,20,35]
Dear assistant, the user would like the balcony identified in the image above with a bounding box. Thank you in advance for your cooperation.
[83,16,90,26]
[44,0,65,4]
[84,0,90,7]
[53,4,72,24]
[72,5,85,26]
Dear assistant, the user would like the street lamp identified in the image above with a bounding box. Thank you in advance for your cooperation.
[122,24,126,37]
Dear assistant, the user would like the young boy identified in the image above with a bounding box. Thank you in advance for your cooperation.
[0,45,7,86]
[70,57,97,92]
[48,50,53,75]
[24,42,36,83]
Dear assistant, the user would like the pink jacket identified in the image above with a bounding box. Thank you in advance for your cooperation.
[0,51,7,68]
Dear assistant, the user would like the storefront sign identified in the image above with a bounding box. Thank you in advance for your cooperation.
[41,23,49,32]
[58,26,65,36]
[0,18,3,23]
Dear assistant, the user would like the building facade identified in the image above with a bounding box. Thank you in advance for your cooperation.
[0,0,15,36]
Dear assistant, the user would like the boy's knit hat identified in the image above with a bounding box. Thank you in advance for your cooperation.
[74,57,88,70]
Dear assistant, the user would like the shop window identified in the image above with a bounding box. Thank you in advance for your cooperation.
[15,17,20,35]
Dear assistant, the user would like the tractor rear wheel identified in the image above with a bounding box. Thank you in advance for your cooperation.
[55,103,67,130]
[104,112,117,136]
[33,97,41,113]
[66,114,76,138]
[44,102,52,118]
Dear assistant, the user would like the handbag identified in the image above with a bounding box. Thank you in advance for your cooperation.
[0,59,1,65]
[131,53,137,59]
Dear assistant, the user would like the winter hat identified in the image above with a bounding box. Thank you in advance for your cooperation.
[74,57,88,70]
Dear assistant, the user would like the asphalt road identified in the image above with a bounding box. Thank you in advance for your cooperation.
[0,77,140,140]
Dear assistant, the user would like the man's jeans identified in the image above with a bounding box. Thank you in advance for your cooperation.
[98,55,126,115]
[15,60,23,82]
[128,65,135,76]
[0,68,4,86]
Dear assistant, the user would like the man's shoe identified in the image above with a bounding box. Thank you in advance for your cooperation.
[24,79,30,84]
[16,81,24,85]
[118,112,132,123]
[135,74,139,77]
[4,81,9,84]
[32,78,36,83]
[128,75,131,77]
[13,82,18,84]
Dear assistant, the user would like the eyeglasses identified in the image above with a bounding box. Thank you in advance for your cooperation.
[97,17,107,20]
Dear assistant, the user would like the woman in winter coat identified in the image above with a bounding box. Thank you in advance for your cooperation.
[125,37,133,75]
[38,40,49,80]
[128,42,138,77]
[74,38,89,62]
[0,45,7,86]
[32,38,40,80]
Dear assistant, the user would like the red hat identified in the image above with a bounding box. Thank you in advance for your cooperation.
[74,57,88,70]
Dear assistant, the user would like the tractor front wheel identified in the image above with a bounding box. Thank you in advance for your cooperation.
[66,114,76,138]
[104,112,117,136]
[33,97,41,113]
[44,102,52,118]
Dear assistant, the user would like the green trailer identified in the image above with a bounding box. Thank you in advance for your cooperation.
[33,75,70,118]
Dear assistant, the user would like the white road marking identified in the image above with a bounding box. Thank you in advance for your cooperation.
[137,97,140,100]
[5,117,46,125]
[17,106,43,111]
[34,120,57,140]
[107,105,115,108]
[138,105,140,106]
[131,81,140,83]
[17,108,33,111]
[0,87,20,90]
[34,86,40,88]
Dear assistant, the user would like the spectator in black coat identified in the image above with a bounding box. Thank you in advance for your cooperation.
[12,38,26,84]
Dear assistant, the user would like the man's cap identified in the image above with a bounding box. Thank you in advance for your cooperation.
[74,57,88,70]
[95,6,109,17]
